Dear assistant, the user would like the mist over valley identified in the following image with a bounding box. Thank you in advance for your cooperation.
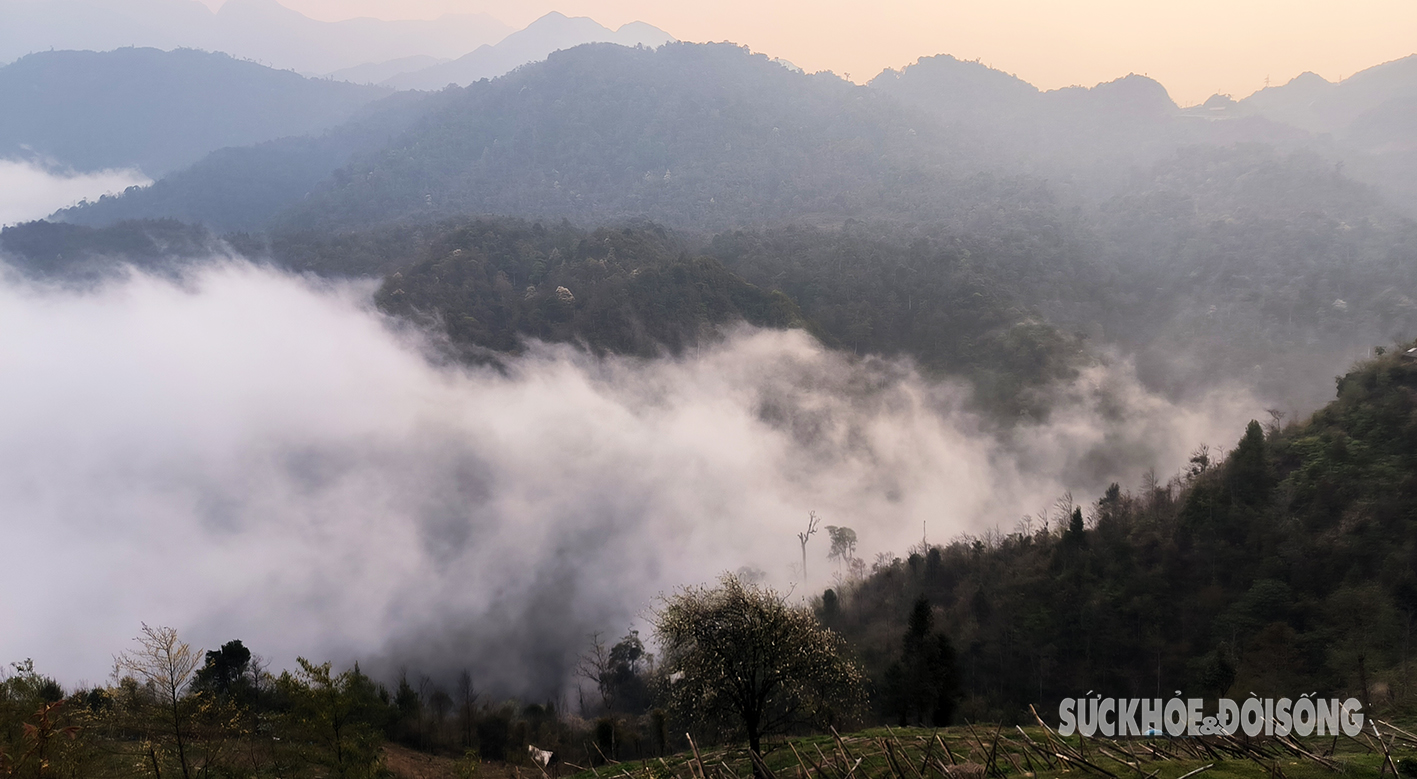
[2,6,1417,777]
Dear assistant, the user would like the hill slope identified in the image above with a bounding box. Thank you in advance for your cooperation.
[283,42,995,232]
[825,346,1417,722]
[0,47,390,176]
[55,88,458,233]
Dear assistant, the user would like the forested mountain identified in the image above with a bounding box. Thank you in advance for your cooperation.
[0,0,510,75]
[69,40,975,232]
[0,47,389,175]
[867,55,1040,125]
[244,218,1085,412]
[33,39,1417,419]
[823,345,1417,723]
[1186,56,1417,213]
[278,42,994,231]
[57,88,456,232]
[1090,144,1417,409]
[46,145,1417,417]
[372,220,804,358]
[707,222,1092,413]
[0,218,217,279]
[871,54,1309,200]
[383,12,675,90]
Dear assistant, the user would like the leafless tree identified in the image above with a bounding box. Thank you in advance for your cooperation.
[116,623,201,779]
[797,511,821,582]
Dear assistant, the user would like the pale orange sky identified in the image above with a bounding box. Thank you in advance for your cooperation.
[231,0,1417,105]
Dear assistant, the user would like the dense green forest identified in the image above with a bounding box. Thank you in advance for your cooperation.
[0,219,217,279]
[251,217,1089,414]
[821,346,1417,725]
[373,220,806,358]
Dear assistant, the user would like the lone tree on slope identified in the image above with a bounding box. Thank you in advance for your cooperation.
[654,574,865,774]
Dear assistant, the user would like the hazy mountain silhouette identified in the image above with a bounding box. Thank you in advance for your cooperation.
[326,54,447,85]
[383,12,675,91]
[1194,54,1417,211]
[57,88,454,232]
[869,54,1325,199]
[1237,55,1417,137]
[1236,71,1338,131]
[871,55,1178,125]
[60,42,1009,232]
[0,47,389,175]
[0,0,510,74]
[868,54,1039,123]
[54,39,1417,238]
[282,42,994,231]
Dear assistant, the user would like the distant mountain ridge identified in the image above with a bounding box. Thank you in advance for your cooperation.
[325,54,447,85]
[382,12,675,90]
[0,47,390,176]
[0,0,510,74]
[51,38,1417,236]
[279,42,991,231]
[1234,55,1417,136]
[1179,54,1417,211]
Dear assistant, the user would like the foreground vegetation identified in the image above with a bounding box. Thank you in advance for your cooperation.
[573,723,1412,779]
[825,345,1417,726]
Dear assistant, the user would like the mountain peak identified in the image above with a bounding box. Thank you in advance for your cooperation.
[382,12,674,90]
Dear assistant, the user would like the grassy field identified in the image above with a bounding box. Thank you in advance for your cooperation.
[550,719,1417,779]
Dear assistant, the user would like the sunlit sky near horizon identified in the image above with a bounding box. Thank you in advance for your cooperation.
[196,0,1417,106]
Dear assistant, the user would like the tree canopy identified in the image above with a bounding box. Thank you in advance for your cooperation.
[655,574,866,762]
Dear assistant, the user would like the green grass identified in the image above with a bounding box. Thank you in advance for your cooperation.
[567,724,1410,779]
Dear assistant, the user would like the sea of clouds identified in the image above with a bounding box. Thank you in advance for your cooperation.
[0,258,1261,696]
[0,158,149,227]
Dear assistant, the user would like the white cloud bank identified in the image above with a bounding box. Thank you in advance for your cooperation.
[0,260,1261,694]
[0,159,149,227]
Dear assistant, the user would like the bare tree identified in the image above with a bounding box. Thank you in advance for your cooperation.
[116,623,201,779]
[1265,407,1287,436]
[575,633,611,712]
[1188,444,1212,478]
[456,670,478,749]
[797,511,821,582]
[1052,491,1074,533]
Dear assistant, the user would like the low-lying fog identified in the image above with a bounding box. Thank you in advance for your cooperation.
[0,159,149,227]
[0,258,1261,696]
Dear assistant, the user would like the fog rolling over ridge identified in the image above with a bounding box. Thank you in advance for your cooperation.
[0,159,149,226]
[0,258,1258,695]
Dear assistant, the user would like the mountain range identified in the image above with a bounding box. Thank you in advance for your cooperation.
[0,0,509,75]
[2,30,1415,418]
[0,0,673,90]
[1197,56,1417,207]
[379,12,674,90]
[0,47,389,176]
